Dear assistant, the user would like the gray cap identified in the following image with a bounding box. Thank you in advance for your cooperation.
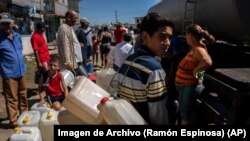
[0,13,12,23]
[80,17,89,23]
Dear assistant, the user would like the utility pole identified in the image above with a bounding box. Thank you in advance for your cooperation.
[115,10,118,22]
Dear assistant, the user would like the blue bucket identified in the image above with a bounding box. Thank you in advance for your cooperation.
[86,62,94,73]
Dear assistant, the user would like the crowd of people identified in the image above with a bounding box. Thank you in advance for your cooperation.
[0,9,215,127]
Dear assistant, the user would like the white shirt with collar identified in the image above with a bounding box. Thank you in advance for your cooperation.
[109,41,134,68]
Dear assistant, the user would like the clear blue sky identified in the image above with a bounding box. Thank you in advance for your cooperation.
[79,0,161,25]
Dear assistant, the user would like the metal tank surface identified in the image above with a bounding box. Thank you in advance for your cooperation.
[148,0,250,42]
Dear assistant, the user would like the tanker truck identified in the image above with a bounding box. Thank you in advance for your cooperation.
[148,0,250,43]
[148,0,250,124]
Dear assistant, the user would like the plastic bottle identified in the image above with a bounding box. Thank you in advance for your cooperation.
[197,71,205,80]
[98,97,147,125]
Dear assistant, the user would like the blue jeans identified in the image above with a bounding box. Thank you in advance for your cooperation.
[175,83,204,121]
[87,45,93,59]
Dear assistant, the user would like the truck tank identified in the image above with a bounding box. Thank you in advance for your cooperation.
[148,0,250,43]
[149,0,250,125]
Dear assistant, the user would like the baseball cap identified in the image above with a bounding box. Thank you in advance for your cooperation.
[80,17,89,23]
[0,13,12,23]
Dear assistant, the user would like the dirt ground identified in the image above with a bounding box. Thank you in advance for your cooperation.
[0,46,58,141]
[0,82,40,141]
[0,45,107,140]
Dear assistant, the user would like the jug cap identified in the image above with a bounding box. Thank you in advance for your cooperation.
[14,127,21,133]
[100,97,109,104]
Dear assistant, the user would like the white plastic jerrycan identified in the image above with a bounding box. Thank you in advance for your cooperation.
[98,97,147,125]
[10,127,42,141]
[30,102,52,116]
[96,68,116,92]
[17,111,41,127]
[57,109,87,125]
[62,76,109,124]
[39,109,59,141]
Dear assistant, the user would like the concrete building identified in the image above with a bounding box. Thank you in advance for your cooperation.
[68,0,80,27]
[0,0,69,54]
[44,0,68,42]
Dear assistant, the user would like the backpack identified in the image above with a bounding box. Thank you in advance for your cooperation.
[75,27,92,46]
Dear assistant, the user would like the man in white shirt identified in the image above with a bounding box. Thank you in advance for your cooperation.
[109,33,134,71]
[57,10,87,76]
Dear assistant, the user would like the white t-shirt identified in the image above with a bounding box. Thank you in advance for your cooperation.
[109,41,134,68]
[71,29,83,63]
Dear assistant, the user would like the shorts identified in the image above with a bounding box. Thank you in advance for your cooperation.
[47,95,65,105]
[100,43,111,54]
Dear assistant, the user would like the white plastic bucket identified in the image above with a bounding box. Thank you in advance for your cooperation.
[17,111,41,127]
[62,76,110,124]
[10,127,42,141]
[61,69,75,88]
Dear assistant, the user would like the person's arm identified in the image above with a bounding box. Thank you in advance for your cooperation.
[60,73,69,97]
[77,29,86,48]
[146,70,169,124]
[193,47,212,78]
[31,35,42,68]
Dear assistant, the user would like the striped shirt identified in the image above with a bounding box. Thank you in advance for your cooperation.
[175,52,199,85]
[116,45,168,124]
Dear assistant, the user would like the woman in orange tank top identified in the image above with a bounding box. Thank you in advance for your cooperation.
[175,24,215,125]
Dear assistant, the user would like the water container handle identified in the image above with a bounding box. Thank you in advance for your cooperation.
[107,55,146,98]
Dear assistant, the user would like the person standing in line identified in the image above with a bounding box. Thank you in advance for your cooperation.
[75,17,93,67]
[57,10,86,76]
[0,13,28,128]
[134,22,142,51]
[113,22,127,45]
[115,12,174,124]
[108,33,134,71]
[100,26,112,68]
[92,34,99,66]
[77,17,93,63]
[175,24,215,125]
[31,22,50,74]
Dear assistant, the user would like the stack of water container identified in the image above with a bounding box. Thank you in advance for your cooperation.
[9,126,42,141]
[10,106,43,141]
[62,76,147,125]
[9,74,147,140]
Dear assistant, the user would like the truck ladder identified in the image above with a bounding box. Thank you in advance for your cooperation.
[183,0,197,34]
